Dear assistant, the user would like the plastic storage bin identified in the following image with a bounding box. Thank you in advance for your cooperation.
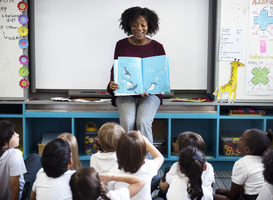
[84,122,99,155]
[220,132,243,156]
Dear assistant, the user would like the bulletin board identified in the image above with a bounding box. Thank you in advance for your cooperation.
[215,0,273,102]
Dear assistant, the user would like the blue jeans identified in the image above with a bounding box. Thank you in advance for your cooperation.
[116,95,160,156]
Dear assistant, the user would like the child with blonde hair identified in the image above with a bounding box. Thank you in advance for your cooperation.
[90,122,125,174]
[108,130,164,200]
[58,132,82,170]
[215,128,273,200]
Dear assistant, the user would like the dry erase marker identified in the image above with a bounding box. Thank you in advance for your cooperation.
[30,97,43,100]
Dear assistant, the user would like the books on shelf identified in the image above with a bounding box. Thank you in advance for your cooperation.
[114,55,170,96]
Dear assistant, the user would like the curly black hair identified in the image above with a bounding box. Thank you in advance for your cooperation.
[262,149,273,184]
[119,6,159,36]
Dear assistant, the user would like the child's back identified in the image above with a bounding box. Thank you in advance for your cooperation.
[30,138,75,200]
[109,130,164,200]
[257,140,273,200]
[167,146,213,200]
[160,131,215,194]
[90,122,125,174]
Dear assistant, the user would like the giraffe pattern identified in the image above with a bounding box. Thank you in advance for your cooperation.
[213,59,245,103]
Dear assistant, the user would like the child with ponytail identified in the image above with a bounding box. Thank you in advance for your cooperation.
[166,146,213,200]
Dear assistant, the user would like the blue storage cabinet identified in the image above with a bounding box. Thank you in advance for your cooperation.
[0,102,272,170]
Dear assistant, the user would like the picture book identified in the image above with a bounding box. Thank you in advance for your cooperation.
[114,55,170,96]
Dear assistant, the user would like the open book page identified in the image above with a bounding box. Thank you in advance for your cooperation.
[114,55,170,96]
[142,55,170,94]
[114,57,144,96]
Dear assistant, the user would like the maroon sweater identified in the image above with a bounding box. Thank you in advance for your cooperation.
[107,38,166,107]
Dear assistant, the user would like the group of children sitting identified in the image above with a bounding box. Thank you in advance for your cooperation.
[0,120,273,200]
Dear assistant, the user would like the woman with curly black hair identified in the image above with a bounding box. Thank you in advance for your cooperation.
[107,7,166,157]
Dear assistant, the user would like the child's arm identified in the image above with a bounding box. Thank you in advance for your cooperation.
[30,190,36,200]
[217,182,243,199]
[10,176,20,200]
[100,174,145,198]
[159,180,169,191]
[138,131,164,169]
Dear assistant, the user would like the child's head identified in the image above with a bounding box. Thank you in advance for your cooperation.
[179,146,205,200]
[177,131,206,153]
[238,128,273,156]
[69,167,110,200]
[262,149,273,185]
[57,132,82,170]
[98,122,125,152]
[116,130,147,173]
[0,120,17,150]
[41,138,71,178]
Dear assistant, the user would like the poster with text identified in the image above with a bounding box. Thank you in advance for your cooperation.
[245,53,273,95]
[249,1,273,40]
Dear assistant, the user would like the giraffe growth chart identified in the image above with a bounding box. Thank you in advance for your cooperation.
[245,1,273,95]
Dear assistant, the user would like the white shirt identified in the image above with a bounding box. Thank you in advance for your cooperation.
[32,168,76,200]
[167,176,213,200]
[109,159,158,200]
[257,183,273,200]
[0,148,26,200]
[106,187,130,200]
[90,151,117,174]
[232,155,265,195]
[166,161,215,192]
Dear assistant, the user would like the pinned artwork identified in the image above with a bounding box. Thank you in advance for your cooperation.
[19,67,29,77]
[19,55,29,65]
[18,26,28,36]
[17,1,28,11]
[19,78,30,88]
[213,58,245,103]
[18,39,29,48]
[18,15,29,25]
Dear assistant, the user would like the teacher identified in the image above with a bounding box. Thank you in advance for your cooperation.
[107,7,166,157]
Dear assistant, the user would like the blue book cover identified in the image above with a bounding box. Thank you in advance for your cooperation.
[114,55,170,96]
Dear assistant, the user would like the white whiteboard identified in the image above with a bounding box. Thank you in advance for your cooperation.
[215,0,273,102]
[33,0,209,91]
[0,0,27,99]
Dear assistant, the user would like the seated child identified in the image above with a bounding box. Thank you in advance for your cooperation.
[257,141,273,200]
[108,130,164,200]
[58,132,82,170]
[167,146,213,200]
[159,131,215,195]
[0,120,41,200]
[215,128,273,200]
[90,122,125,174]
[30,138,76,200]
[69,167,145,200]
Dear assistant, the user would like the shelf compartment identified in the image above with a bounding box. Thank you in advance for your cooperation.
[24,118,72,158]
[170,119,217,158]
[0,104,23,115]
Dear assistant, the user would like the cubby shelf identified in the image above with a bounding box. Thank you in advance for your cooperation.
[1,102,272,170]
